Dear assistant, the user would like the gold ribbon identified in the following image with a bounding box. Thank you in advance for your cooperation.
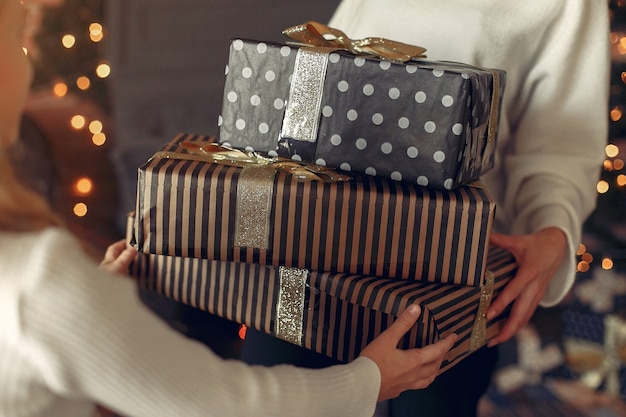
[151,139,352,183]
[470,270,495,352]
[282,21,427,63]
[234,166,276,250]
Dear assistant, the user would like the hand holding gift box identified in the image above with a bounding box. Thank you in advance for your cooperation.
[218,22,505,190]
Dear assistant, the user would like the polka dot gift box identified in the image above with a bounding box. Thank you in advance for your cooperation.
[218,26,505,191]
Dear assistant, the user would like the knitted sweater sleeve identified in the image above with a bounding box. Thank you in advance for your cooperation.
[494,0,609,305]
[19,229,380,417]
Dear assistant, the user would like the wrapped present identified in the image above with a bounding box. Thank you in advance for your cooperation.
[218,21,506,190]
[563,311,626,397]
[134,133,496,287]
[129,226,517,373]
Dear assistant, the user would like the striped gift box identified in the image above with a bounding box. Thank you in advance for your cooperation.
[134,133,496,287]
[130,242,516,373]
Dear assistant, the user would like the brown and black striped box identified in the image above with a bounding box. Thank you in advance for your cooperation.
[130,241,516,374]
[134,133,496,287]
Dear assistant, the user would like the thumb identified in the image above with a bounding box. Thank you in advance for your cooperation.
[382,303,421,344]
[489,232,516,249]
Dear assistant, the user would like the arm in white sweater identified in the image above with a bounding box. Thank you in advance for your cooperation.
[15,229,380,417]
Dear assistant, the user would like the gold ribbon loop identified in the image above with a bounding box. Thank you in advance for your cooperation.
[161,139,351,183]
[283,21,427,63]
[470,271,495,352]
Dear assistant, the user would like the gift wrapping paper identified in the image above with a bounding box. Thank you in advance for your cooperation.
[218,30,505,190]
[130,236,517,373]
[134,133,496,287]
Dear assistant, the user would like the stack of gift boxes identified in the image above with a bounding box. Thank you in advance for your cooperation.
[128,22,517,374]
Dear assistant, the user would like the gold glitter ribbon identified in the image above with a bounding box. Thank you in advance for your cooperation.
[234,166,276,249]
[470,271,495,352]
[485,70,501,145]
[276,266,309,345]
[282,21,427,63]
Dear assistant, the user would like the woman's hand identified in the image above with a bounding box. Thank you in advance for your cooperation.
[99,239,137,275]
[359,303,457,401]
[486,227,567,346]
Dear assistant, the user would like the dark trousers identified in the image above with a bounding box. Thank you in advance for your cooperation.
[240,328,498,417]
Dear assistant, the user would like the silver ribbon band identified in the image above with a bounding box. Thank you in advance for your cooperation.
[280,47,332,143]
[276,266,309,345]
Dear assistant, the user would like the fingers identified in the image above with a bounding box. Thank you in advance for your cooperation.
[486,271,527,320]
[418,333,458,364]
[102,239,128,264]
[382,303,421,343]
[489,232,517,250]
[115,246,138,267]
[100,242,137,275]
[488,281,542,346]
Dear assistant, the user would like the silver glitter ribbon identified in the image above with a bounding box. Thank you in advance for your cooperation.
[470,271,495,352]
[276,266,309,345]
[280,47,332,143]
[234,166,277,249]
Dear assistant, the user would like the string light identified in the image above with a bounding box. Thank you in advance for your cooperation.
[89,23,104,42]
[73,203,88,218]
[597,179,610,194]
[95,62,111,78]
[610,106,623,122]
[602,257,615,270]
[92,132,106,146]
[61,34,76,49]
[606,144,620,157]
[70,115,86,130]
[89,120,103,134]
[76,76,91,90]
[52,81,68,97]
[73,177,94,196]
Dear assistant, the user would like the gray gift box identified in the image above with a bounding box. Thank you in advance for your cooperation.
[218,35,505,190]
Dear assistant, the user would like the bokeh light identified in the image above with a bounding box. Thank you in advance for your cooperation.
[96,63,111,78]
[70,115,86,130]
[73,177,94,196]
[62,34,76,49]
[73,203,88,217]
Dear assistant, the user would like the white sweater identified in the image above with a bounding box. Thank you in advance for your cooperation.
[0,228,380,417]
[329,0,610,306]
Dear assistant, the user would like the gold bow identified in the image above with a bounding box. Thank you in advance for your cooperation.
[171,139,352,183]
[282,21,427,63]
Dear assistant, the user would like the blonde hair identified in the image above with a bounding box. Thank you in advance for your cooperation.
[0,146,61,232]
[0,0,61,232]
